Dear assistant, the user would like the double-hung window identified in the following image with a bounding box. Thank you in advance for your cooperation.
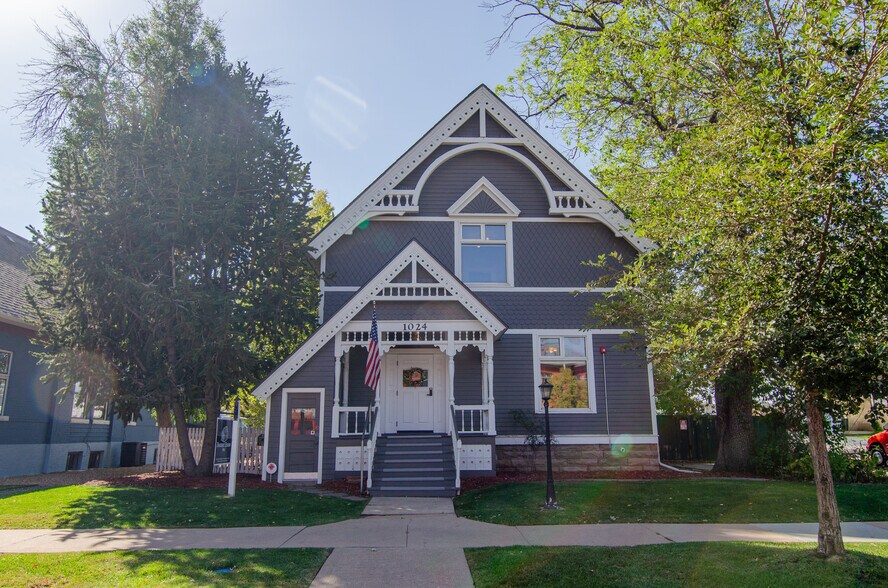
[534,334,594,412]
[458,223,511,285]
[0,350,11,416]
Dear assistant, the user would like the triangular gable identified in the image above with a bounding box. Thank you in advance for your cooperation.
[447,177,520,217]
[251,241,506,401]
[309,85,654,258]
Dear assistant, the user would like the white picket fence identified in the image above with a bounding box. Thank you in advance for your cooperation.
[155,426,263,475]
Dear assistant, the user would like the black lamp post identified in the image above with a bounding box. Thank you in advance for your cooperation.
[539,377,557,509]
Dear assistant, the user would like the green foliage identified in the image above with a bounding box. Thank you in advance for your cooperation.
[548,365,587,408]
[309,189,335,235]
[18,0,317,473]
[501,0,888,412]
[784,451,888,484]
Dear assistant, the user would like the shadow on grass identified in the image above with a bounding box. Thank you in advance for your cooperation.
[50,487,365,529]
[466,542,888,588]
[1,548,329,588]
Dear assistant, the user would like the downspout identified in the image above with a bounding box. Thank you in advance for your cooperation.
[644,351,699,475]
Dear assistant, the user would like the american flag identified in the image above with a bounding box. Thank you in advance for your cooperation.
[365,305,381,391]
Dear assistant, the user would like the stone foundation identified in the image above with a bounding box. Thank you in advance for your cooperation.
[496,443,660,473]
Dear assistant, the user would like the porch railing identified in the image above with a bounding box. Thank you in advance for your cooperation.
[337,406,372,436]
[454,404,491,434]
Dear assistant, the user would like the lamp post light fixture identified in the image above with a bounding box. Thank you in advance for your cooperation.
[538,377,558,509]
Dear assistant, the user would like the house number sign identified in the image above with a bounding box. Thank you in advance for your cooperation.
[402,323,428,331]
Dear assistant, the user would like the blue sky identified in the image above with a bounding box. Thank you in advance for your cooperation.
[0,1,583,237]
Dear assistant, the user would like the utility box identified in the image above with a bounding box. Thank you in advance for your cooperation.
[120,442,148,467]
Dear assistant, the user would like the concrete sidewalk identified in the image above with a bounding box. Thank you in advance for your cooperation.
[1,517,887,553]
[1,498,887,588]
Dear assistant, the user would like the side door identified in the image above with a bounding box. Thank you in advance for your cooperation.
[286,392,320,475]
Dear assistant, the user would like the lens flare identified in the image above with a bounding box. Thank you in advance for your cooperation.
[611,434,634,458]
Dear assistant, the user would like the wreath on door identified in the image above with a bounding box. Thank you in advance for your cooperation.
[402,367,428,387]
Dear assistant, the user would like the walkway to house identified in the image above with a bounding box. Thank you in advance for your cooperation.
[1,497,887,587]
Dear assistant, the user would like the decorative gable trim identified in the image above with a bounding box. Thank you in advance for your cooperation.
[308,85,654,258]
[251,241,506,401]
[447,177,520,217]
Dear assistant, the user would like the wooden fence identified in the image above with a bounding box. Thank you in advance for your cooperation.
[156,426,263,475]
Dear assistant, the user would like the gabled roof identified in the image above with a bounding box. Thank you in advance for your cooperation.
[0,226,37,328]
[309,84,654,257]
[251,240,507,401]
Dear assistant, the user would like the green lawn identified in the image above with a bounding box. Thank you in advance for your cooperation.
[455,479,888,525]
[0,549,328,587]
[0,486,365,529]
[466,543,888,588]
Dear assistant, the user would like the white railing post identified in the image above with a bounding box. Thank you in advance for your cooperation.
[332,352,342,438]
[486,353,496,435]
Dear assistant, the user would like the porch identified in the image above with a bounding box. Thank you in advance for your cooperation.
[330,320,498,496]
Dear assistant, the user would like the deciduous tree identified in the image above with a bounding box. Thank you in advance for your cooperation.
[496,0,888,556]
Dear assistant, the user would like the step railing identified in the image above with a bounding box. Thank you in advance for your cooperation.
[448,403,462,494]
[363,401,380,494]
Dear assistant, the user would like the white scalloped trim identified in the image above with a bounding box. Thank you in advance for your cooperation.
[251,241,506,401]
[308,86,654,257]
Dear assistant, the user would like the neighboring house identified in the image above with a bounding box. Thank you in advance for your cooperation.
[0,226,158,476]
[252,86,659,496]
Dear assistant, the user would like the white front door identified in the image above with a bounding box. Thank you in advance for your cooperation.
[396,354,435,431]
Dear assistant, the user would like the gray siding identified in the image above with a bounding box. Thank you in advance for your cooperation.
[477,291,605,330]
[0,324,55,446]
[270,341,336,481]
[451,111,480,137]
[345,347,375,408]
[508,146,571,192]
[418,151,551,217]
[485,116,513,139]
[395,145,458,190]
[493,334,652,437]
[514,222,637,287]
[325,221,454,287]
[454,347,483,405]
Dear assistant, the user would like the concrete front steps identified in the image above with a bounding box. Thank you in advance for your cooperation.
[369,433,457,497]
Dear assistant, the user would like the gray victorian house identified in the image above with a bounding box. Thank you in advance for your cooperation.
[252,86,660,496]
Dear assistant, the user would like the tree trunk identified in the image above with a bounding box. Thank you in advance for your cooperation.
[806,398,845,557]
[196,393,221,476]
[713,362,754,472]
[171,398,198,477]
[155,403,173,428]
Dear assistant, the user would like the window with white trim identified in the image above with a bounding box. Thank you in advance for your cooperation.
[534,334,594,412]
[71,382,109,423]
[458,223,511,284]
[0,350,11,415]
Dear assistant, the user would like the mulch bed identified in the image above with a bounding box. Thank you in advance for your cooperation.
[86,471,285,490]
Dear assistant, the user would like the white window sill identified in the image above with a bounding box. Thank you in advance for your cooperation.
[464,282,512,288]
[535,408,598,415]
[93,419,111,425]
[0,415,9,422]
[71,418,89,424]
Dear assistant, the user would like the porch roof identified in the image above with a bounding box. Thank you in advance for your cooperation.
[251,240,506,401]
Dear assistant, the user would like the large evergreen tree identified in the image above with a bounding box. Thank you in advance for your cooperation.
[19,0,317,475]
[496,0,888,556]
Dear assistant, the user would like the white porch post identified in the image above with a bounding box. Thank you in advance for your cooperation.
[486,344,496,435]
[481,352,489,404]
[332,349,343,438]
[447,346,456,434]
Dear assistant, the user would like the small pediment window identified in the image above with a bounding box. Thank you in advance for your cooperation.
[447,177,520,217]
